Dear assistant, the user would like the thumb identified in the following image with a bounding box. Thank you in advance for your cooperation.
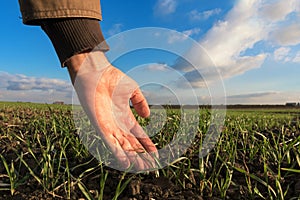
[130,88,150,118]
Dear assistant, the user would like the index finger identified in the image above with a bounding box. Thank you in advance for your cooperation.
[130,88,150,118]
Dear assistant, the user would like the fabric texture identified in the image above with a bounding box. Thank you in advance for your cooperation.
[18,0,102,25]
[18,0,109,67]
[42,18,109,66]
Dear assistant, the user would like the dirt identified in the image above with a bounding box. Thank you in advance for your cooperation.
[0,151,204,200]
[1,105,300,199]
[1,143,300,200]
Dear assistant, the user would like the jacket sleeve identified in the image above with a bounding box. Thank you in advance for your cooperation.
[41,18,109,66]
[18,0,109,67]
[18,0,102,25]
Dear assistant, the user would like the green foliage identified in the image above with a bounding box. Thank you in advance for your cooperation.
[0,102,299,199]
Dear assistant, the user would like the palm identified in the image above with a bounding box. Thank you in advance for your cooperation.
[74,62,158,171]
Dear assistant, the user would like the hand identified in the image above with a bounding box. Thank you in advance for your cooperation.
[67,51,158,171]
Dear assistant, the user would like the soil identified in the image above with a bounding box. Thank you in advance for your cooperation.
[0,150,205,200]
[1,140,300,200]
[1,105,300,199]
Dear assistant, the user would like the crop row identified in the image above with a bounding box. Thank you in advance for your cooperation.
[0,102,299,199]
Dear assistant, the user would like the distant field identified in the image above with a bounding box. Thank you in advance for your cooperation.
[0,101,299,199]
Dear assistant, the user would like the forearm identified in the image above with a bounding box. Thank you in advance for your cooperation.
[66,51,110,84]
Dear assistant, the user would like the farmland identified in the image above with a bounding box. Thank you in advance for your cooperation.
[0,101,300,199]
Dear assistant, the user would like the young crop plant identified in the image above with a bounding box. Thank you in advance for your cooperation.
[0,102,300,199]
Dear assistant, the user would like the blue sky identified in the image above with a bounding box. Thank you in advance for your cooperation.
[0,0,299,104]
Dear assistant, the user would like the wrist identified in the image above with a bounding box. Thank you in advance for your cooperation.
[66,51,110,84]
[66,51,89,84]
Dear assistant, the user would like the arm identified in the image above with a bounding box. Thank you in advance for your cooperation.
[18,0,158,171]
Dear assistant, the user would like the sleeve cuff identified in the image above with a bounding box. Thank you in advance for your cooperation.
[41,18,109,67]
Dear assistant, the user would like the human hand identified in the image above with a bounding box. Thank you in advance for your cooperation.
[67,51,158,171]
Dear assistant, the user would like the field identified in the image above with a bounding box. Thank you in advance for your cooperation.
[0,101,300,199]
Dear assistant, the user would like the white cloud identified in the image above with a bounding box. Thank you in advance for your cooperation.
[183,28,201,37]
[144,88,298,105]
[147,63,170,71]
[172,0,300,88]
[168,28,200,44]
[154,0,177,16]
[228,91,278,99]
[0,72,73,103]
[272,23,300,46]
[174,0,268,86]
[143,87,203,105]
[273,47,291,62]
[292,51,300,63]
[189,8,221,21]
[261,0,299,22]
[0,90,73,104]
[107,24,123,36]
[226,91,299,105]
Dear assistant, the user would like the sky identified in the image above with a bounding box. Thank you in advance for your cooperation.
[0,0,300,105]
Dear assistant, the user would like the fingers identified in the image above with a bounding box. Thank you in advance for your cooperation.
[117,129,157,171]
[130,127,159,168]
[90,65,157,171]
[130,88,150,118]
[125,108,159,169]
[104,133,131,169]
[130,122,158,154]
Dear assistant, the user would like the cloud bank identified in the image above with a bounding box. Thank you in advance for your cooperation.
[0,72,73,103]
[226,91,299,105]
[172,0,300,87]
